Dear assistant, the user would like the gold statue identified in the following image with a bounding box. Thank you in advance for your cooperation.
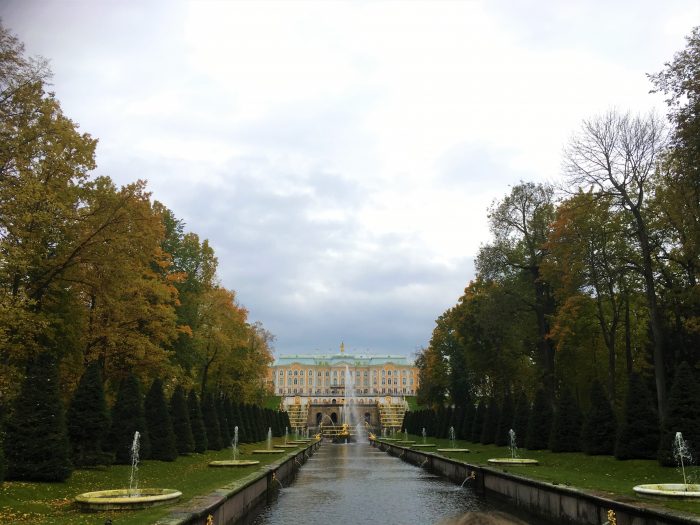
[340,342,345,353]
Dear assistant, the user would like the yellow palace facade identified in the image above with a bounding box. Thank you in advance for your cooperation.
[267,344,419,405]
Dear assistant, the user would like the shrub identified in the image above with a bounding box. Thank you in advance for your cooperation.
[549,386,582,452]
[108,374,150,463]
[658,362,700,466]
[145,379,178,461]
[5,353,72,481]
[495,391,515,447]
[67,362,111,466]
[615,373,659,460]
[525,388,552,450]
[188,390,207,453]
[581,380,616,455]
[170,386,194,455]
[202,393,223,450]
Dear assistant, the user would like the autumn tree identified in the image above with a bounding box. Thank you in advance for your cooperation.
[476,182,557,392]
[565,110,669,418]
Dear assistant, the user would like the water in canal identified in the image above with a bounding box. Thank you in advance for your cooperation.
[248,443,538,525]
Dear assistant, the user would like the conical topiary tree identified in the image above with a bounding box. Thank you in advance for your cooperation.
[202,393,223,450]
[217,396,231,446]
[615,373,659,460]
[480,398,499,444]
[581,379,616,455]
[170,386,194,455]
[658,362,700,466]
[512,390,530,444]
[459,399,475,440]
[108,374,151,463]
[0,402,5,483]
[66,362,111,466]
[471,400,485,443]
[495,392,515,447]
[188,390,207,453]
[5,353,72,481]
[145,379,178,461]
[525,388,552,450]
[549,386,582,452]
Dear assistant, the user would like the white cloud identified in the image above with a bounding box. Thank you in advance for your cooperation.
[1,0,697,354]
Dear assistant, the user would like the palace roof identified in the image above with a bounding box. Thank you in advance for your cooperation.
[272,353,414,367]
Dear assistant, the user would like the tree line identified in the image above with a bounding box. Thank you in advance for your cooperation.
[415,27,699,461]
[0,24,278,479]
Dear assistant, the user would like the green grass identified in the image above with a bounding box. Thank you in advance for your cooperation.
[0,438,299,525]
[404,396,422,411]
[392,434,700,517]
[262,396,282,410]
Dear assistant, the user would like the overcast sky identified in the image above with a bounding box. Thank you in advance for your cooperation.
[1,1,697,357]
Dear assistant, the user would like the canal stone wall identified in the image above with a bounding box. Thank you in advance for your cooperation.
[155,441,321,525]
[373,440,700,525]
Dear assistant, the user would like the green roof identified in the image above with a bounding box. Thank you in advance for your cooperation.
[272,353,414,367]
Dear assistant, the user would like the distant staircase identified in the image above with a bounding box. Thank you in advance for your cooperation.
[286,397,309,432]
[378,398,407,431]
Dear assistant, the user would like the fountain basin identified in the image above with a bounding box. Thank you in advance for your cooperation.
[208,460,260,467]
[75,488,181,511]
[411,444,436,448]
[274,444,299,449]
[633,484,700,499]
[436,448,471,453]
[396,440,416,444]
[487,458,539,465]
[252,449,285,454]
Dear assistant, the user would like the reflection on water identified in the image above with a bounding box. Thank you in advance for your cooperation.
[248,444,535,525]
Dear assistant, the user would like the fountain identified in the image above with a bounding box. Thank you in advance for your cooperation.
[487,429,538,466]
[274,426,299,449]
[75,431,182,511]
[437,425,470,453]
[210,426,260,467]
[253,427,285,454]
[397,428,415,445]
[634,432,700,498]
[412,427,436,448]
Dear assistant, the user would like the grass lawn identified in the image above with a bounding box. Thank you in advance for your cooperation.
[394,434,700,517]
[0,438,302,525]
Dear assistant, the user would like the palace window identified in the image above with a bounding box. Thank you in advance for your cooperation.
[294,370,298,376]
[387,370,391,376]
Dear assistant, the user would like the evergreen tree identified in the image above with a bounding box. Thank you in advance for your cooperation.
[470,400,485,442]
[108,374,151,463]
[495,392,515,447]
[512,390,530,444]
[66,362,111,466]
[549,386,582,452]
[459,400,475,440]
[480,398,499,444]
[525,388,552,450]
[202,393,223,450]
[145,379,178,461]
[5,353,72,481]
[217,396,231,446]
[658,363,700,466]
[615,373,660,460]
[188,390,207,453]
[170,386,195,455]
[581,380,616,455]
[0,402,5,483]
[225,399,240,443]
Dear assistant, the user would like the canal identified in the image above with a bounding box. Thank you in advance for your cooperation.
[248,442,542,525]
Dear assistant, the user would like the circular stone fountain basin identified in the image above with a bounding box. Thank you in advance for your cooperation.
[487,458,539,465]
[252,449,285,454]
[411,444,436,448]
[208,460,260,467]
[633,484,700,499]
[436,448,471,453]
[396,440,416,445]
[274,444,299,449]
[75,488,181,511]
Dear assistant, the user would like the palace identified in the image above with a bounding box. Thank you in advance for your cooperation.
[267,344,418,434]
[268,344,419,402]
